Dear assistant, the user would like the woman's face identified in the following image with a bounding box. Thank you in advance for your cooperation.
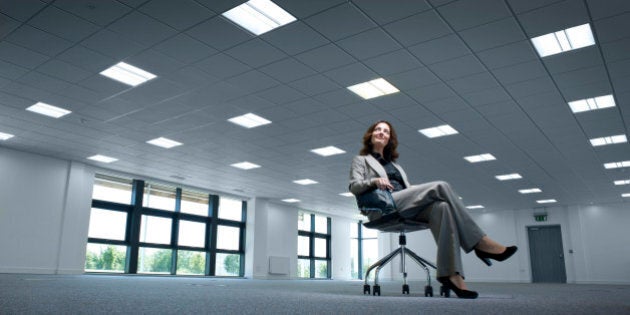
[371,122,390,150]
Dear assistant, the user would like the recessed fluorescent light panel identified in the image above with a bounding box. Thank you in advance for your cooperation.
[466,205,484,209]
[495,173,522,181]
[622,193,630,198]
[222,0,296,35]
[0,132,14,140]
[519,188,542,194]
[26,102,71,118]
[568,94,615,113]
[231,161,261,170]
[604,160,630,169]
[339,192,354,197]
[88,155,118,163]
[347,78,399,100]
[147,137,182,149]
[464,153,496,163]
[419,125,459,138]
[311,146,346,157]
[536,199,557,204]
[614,179,630,186]
[590,134,627,147]
[282,198,300,203]
[531,23,595,57]
[293,179,318,185]
[100,62,156,86]
[228,113,272,128]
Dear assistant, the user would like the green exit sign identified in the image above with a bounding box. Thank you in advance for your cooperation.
[534,214,547,222]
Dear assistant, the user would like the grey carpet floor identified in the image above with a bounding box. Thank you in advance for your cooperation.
[1,274,629,314]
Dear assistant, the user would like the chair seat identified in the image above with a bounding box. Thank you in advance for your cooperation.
[363,212,429,233]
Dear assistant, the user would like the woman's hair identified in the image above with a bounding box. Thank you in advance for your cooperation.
[359,120,399,162]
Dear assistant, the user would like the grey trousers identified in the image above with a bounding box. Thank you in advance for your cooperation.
[391,181,485,278]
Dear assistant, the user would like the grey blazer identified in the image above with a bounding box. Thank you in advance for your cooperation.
[349,155,411,220]
[348,154,411,196]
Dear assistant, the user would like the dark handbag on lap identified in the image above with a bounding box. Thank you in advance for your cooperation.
[356,188,396,215]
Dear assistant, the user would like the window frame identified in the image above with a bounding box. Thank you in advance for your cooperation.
[86,175,247,277]
[297,212,331,279]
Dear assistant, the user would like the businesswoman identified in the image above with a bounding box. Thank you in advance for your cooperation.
[349,121,517,299]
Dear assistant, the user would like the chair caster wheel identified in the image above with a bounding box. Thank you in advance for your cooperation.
[402,284,409,294]
[363,284,370,295]
[440,285,450,297]
[425,285,433,297]
[373,285,381,296]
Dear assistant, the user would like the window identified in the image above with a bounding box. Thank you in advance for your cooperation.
[143,183,176,211]
[180,189,209,216]
[92,174,132,204]
[88,208,127,241]
[297,212,331,279]
[350,221,379,280]
[86,174,247,277]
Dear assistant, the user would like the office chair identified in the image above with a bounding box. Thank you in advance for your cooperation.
[362,211,438,296]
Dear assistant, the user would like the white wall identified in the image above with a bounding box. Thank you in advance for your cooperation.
[387,203,630,284]
[2,146,629,284]
[0,147,94,274]
[245,198,298,279]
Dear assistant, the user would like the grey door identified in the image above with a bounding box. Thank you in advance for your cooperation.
[528,225,567,283]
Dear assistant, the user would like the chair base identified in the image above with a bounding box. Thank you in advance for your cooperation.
[363,239,437,296]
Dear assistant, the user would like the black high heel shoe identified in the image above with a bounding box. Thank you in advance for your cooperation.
[437,277,478,299]
[475,246,518,266]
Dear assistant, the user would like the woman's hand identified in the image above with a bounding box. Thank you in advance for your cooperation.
[372,177,394,191]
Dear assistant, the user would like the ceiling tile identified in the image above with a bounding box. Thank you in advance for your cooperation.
[437,0,511,31]
[0,0,48,22]
[225,38,287,68]
[462,86,512,107]
[259,58,317,83]
[5,25,74,56]
[505,76,556,98]
[57,45,115,73]
[261,21,329,55]
[289,74,340,96]
[304,2,376,41]
[186,16,254,51]
[592,12,630,44]
[81,29,145,60]
[384,10,452,46]
[324,62,377,86]
[363,49,423,76]
[407,83,457,104]
[226,70,281,95]
[428,54,485,80]
[194,53,251,80]
[491,60,547,85]
[476,40,538,69]
[517,0,590,37]
[447,72,499,94]
[255,85,306,105]
[459,17,525,52]
[585,0,630,20]
[107,11,177,47]
[272,0,346,19]
[0,41,49,69]
[53,0,131,26]
[294,44,356,72]
[388,67,440,90]
[153,34,217,65]
[354,0,431,25]
[28,5,100,42]
[139,0,214,31]
[336,28,401,60]
[408,34,469,65]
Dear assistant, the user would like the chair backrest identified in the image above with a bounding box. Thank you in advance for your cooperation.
[362,212,429,233]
